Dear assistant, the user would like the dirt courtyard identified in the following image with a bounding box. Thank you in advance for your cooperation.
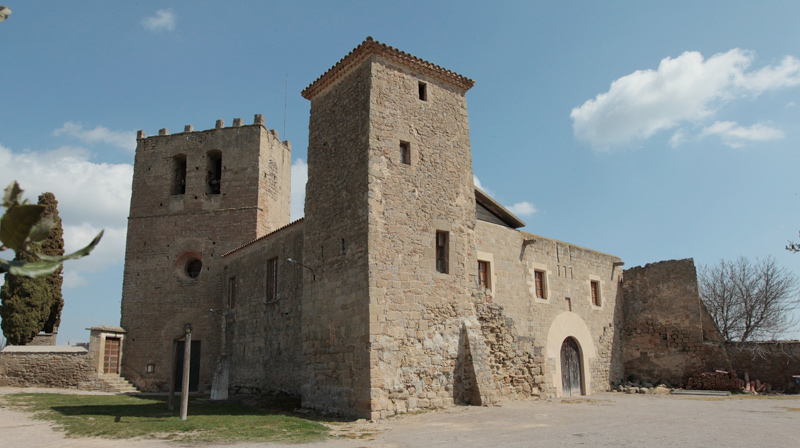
[1,388,798,447]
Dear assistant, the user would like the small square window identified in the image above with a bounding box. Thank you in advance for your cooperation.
[436,231,449,274]
[146,363,156,373]
[400,141,411,165]
[418,81,427,101]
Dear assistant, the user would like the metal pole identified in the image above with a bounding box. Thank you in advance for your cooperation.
[180,325,192,420]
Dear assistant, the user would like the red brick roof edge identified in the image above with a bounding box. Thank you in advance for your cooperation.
[302,36,475,100]
[222,218,304,257]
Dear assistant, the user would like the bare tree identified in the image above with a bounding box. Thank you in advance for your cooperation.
[699,256,800,342]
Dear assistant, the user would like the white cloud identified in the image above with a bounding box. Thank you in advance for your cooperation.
[507,201,537,217]
[141,9,176,32]
[0,143,132,288]
[571,49,800,150]
[54,122,136,152]
[700,121,784,148]
[290,158,307,221]
[473,175,495,197]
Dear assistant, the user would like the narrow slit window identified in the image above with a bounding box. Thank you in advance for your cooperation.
[436,231,449,274]
[400,141,411,165]
[228,277,236,309]
[266,257,278,301]
[418,81,427,101]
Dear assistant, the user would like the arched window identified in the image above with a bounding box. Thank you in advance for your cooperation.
[206,150,222,195]
[172,154,187,195]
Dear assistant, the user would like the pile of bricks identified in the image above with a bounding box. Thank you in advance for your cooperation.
[686,370,745,391]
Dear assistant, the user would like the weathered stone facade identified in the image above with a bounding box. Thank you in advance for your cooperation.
[119,38,752,419]
[621,259,731,386]
[120,118,291,392]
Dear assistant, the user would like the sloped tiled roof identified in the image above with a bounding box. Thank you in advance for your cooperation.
[222,218,304,257]
[302,37,475,100]
[475,187,526,229]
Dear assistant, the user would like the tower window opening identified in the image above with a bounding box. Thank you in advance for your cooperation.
[400,141,411,165]
[206,150,222,195]
[418,81,427,101]
[172,154,187,195]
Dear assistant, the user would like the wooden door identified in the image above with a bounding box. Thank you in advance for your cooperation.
[103,337,121,374]
[560,337,582,397]
[174,340,201,392]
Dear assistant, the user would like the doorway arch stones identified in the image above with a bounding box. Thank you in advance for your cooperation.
[545,311,596,397]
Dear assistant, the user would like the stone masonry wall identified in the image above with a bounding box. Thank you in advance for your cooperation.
[302,61,372,418]
[474,302,548,400]
[726,341,800,393]
[0,348,96,389]
[121,119,291,393]
[622,259,730,386]
[366,56,479,418]
[222,221,305,395]
[476,220,624,396]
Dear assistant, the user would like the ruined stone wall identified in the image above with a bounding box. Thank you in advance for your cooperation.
[302,63,372,418]
[726,341,800,393]
[473,302,546,400]
[621,259,730,386]
[365,56,479,418]
[222,221,305,395]
[121,118,291,393]
[475,221,624,396]
[0,347,95,388]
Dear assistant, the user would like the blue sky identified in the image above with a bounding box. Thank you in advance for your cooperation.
[2,1,800,345]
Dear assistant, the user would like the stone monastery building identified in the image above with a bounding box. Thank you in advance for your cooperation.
[120,38,729,419]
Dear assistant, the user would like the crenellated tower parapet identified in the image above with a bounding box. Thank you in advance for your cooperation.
[121,113,291,393]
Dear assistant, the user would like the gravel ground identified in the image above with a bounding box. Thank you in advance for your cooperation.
[1,387,798,447]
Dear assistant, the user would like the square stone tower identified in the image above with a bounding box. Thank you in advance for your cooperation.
[301,38,478,418]
[120,118,291,391]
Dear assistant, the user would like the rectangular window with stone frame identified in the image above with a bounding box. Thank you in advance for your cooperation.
[591,280,601,306]
[535,270,546,299]
[478,260,491,289]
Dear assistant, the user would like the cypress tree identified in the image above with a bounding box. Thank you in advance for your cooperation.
[0,248,50,345]
[38,193,64,333]
[0,192,65,344]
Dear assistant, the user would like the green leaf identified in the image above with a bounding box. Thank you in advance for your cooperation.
[27,214,56,244]
[0,204,46,252]
[2,181,24,209]
[36,230,103,262]
[0,258,63,278]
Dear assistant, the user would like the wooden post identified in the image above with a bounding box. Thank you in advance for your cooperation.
[180,324,192,421]
[168,340,177,411]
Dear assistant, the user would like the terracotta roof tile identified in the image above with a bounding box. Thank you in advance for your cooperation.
[222,218,304,257]
[302,36,474,100]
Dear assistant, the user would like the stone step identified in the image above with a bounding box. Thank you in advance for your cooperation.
[100,375,141,394]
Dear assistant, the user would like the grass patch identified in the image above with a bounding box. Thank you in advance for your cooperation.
[1,393,329,443]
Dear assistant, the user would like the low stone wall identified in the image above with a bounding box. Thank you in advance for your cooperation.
[726,341,800,393]
[0,346,106,390]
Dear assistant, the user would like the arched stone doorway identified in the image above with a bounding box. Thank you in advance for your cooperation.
[560,337,582,397]
[545,311,596,397]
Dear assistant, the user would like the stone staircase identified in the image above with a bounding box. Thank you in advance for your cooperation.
[99,375,140,394]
